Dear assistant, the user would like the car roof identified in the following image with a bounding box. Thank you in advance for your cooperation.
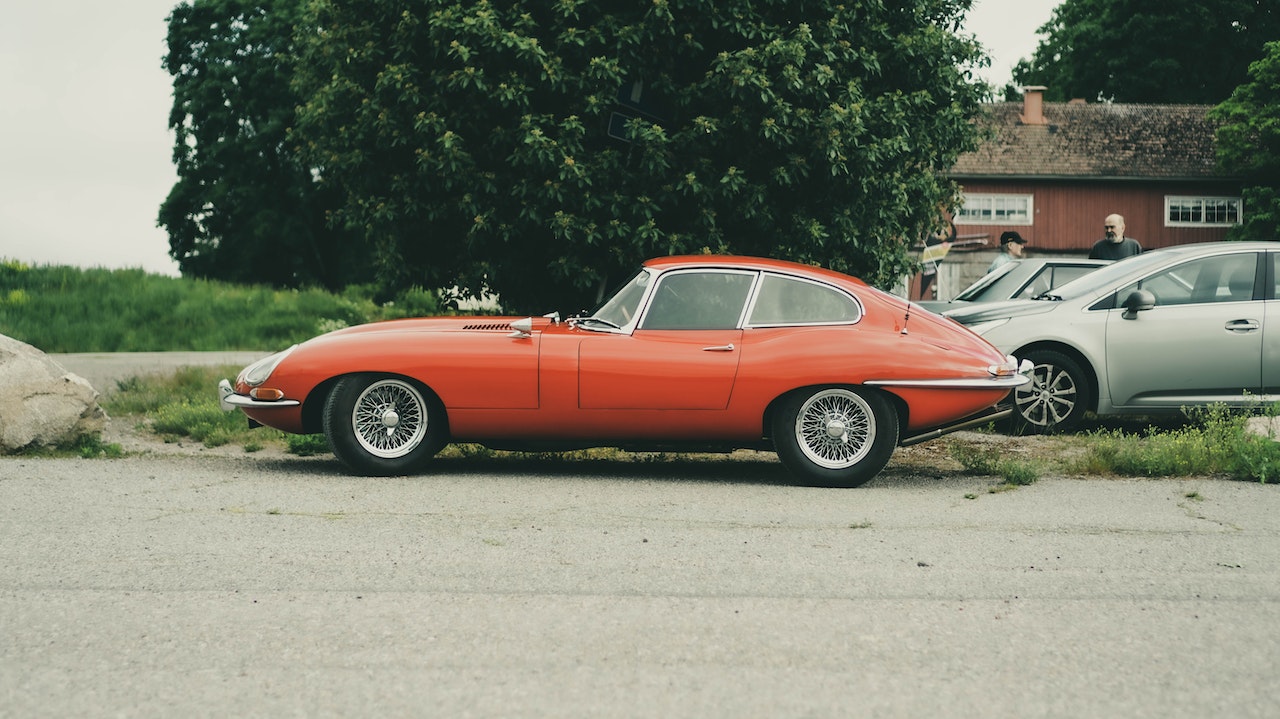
[643,255,870,287]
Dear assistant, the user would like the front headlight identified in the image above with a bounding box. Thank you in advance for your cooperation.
[962,318,1010,336]
[238,345,296,387]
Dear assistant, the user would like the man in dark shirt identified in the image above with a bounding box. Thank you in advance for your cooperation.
[1089,214,1142,260]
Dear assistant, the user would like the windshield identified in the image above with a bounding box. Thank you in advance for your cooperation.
[589,269,651,328]
[953,262,1018,301]
[1039,252,1170,300]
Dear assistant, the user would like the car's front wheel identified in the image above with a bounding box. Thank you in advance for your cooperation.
[772,387,898,488]
[323,374,448,476]
[1013,349,1090,434]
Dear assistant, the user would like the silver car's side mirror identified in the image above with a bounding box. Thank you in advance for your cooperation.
[1121,289,1156,319]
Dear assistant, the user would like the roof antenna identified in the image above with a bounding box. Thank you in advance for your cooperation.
[901,296,911,335]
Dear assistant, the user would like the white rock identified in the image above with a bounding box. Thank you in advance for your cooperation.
[0,334,108,452]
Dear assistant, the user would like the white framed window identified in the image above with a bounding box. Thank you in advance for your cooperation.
[955,193,1033,225]
[1165,196,1242,227]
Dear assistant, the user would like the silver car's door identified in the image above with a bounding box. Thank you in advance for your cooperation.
[1104,251,1263,409]
[1265,252,1280,394]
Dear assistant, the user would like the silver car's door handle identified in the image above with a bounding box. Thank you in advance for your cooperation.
[1225,319,1260,333]
[702,344,735,352]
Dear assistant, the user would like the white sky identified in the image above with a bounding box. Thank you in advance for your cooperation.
[0,0,1060,277]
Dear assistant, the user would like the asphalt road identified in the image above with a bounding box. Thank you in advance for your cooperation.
[2,452,1278,718]
[50,351,269,394]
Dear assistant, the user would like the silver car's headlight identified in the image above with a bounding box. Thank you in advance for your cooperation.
[238,345,296,387]
[963,318,1010,336]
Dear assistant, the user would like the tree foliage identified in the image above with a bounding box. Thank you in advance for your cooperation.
[1212,40,1280,240]
[1009,0,1279,103]
[291,0,988,313]
[160,0,368,289]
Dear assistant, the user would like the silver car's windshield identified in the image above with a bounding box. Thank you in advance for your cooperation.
[953,262,1019,301]
[587,269,651,328]
[1039,252,1169,300]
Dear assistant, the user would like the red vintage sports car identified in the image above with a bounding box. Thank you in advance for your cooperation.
[220,255,1029,487]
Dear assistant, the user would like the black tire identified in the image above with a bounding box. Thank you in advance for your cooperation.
[772,387,898,488]
[1012,349,1090,434]
[323,374,448,476]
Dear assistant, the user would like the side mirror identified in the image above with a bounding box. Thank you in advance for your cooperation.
[1121,289,1155,319]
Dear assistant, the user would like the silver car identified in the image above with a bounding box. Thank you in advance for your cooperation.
[945,241,1279,433]
[917,258,1108,314]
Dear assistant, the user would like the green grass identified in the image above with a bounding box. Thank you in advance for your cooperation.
[103,365,293,450]
[947,441,1043,487]
[0,259,445,352]
[1069,405,1280,483]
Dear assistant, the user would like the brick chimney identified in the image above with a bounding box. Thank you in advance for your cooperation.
[1020,86,1049,125]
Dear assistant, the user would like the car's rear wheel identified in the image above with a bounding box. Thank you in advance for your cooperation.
[323,374,447,476]
[1013,349,1090,434]
[772,387,898,488]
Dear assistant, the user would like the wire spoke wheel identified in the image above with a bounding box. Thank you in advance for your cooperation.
[772,386,897,487]
[324,374,446,476]
[795,388,876,470]
[351,379,428,458]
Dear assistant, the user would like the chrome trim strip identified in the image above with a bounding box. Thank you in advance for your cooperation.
[899,406,1013,447]
[865,375,1031,389]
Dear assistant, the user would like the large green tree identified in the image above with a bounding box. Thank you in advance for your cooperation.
[1212,40,1280,240]
[292,0,988,313]
[160,0,367,289]
[1009,0,1279,103]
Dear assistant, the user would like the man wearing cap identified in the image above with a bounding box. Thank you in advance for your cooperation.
[988,231,1027,272]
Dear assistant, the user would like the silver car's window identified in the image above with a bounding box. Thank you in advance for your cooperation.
[1118,253,1258,306]
[748,273,862,326]
[640,270,756,330]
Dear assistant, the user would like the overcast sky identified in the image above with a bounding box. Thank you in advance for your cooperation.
[0,0,1060,277]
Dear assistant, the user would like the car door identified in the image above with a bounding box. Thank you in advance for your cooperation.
[1104,251,1263,408]
[577,270,753,410]
[1265,251,1280,393]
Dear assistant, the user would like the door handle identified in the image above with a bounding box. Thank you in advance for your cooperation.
[702,344,735,352]
[1225,319,1260,333]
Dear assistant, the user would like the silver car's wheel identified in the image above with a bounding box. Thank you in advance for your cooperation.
[324,374,447,475]
[1013,350,1089,434]
[772,387,898,488]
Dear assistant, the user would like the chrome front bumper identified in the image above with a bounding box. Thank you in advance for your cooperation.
[218,378,300,411]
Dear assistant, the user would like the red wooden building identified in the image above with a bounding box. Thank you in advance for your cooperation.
[926,87,1243,298]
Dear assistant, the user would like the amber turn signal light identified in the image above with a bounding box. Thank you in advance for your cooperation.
[249,387,286,401]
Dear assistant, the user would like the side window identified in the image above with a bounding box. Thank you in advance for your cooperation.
[748,274,861,326]
[1274,253,1280,299]
[639,271,755,330]
[1118,253,1258,307]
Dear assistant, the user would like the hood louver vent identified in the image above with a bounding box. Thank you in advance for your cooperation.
[462,322,514,331]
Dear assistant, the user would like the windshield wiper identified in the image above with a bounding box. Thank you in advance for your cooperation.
[571,315,622,330]
[1032,293,1063,301]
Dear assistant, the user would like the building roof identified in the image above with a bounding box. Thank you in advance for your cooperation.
[950,97,1228,181]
